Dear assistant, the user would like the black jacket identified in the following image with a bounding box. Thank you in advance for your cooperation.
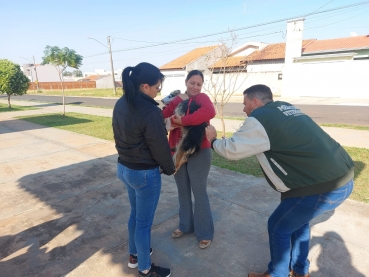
[112,91,175,175]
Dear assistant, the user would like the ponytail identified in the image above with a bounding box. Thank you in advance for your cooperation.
[122,62,164,104]
[122,66,135,103]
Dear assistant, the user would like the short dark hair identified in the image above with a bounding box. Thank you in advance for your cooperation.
[243,84,273,104]
[122,62,164,103]
[186,70,204,82]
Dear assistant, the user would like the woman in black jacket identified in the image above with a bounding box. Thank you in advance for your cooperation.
[112,62,175,277]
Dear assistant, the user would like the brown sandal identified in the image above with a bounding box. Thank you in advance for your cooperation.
[171,229,184,238]
[199,240,211,249]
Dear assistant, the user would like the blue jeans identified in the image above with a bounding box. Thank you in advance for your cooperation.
[117,163,161,272]
[267,179,354,277]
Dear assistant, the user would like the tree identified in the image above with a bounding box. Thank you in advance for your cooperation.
[0,59,30,108]
[42,45,83,116]
[203,33,251,137]
[73,69,83,77]
[63,71,73,76]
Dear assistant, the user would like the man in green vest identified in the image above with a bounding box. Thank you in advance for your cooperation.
[205,84,354,277]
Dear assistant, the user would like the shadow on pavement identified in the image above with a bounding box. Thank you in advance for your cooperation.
[0,158,363,276]
[0,156,136,276]
[310,231,366,277]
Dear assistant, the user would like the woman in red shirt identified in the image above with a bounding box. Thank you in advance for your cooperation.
[162,70,216,249]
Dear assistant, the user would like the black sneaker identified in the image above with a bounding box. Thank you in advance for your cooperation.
[138,263,171,277]
[128,248,153,269]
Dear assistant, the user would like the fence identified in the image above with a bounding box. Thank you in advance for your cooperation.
[28,81,96,90]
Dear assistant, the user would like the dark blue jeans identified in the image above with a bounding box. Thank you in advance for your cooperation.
[267,179,354,277]
[117,163,161,272]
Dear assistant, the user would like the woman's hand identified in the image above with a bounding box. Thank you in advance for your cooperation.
[170,114,183,126]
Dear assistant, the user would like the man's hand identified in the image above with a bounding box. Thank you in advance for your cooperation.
[205,125,217,142]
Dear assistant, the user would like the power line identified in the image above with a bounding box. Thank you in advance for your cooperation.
[304,0,336,17]
[110,1,369,52]
[84,30,287,66]
[84,1,369,59]
[112,36,219,46]
[305,4,368,24]
[306,9,369,30]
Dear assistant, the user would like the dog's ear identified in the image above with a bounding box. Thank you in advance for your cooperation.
[175,99,190,117]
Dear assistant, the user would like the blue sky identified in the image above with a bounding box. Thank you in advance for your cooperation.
[1,0,368,73]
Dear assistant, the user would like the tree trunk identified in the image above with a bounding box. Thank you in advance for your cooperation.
[7,94,11,108]
[220,101,226,138]
[221,116,226,138]
[62,83,65,117]
[58,71,65,116]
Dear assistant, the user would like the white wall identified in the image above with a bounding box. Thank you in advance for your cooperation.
[23,64,60,82]
[282,59,369,98]
[248,61,284,73]
[84,69,122,80]
[285,18,304,65]
[96,76,115,88]
[161,70,186,96]
[204,71,282,96]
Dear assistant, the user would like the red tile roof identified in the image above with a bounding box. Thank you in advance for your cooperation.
[243,40,316,62]
[160,45,220,70]
[162,35,369,70]
[211,56,248,68]
[303,35,369,53]
[79,75,105,81]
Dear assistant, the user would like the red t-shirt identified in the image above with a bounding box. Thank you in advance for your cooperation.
[162,93,216,154]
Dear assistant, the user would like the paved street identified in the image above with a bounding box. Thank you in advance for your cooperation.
[3,94,369,126]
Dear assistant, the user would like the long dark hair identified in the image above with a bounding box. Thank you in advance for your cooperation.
[122,62,164,104]
[186,69,204,82]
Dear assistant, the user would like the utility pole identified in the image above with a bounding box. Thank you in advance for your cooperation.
[32,55,40,92]
[88,36,117,95]
[107,36,117,95]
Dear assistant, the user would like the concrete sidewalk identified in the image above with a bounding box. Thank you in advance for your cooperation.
[0,99,369,277]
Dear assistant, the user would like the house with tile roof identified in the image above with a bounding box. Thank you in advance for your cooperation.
[160,45,224,96]
[282,18,369,98]
[204,42,270,96]
[203,38,320,96]
[160,18,369,98]
[207,18,369,98]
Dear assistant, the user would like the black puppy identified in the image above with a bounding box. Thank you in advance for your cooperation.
[173,99,208,171]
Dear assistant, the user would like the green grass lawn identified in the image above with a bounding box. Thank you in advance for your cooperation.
[18,113,113,141]
[217,117,369,131]
[0,103,38,112]
[17,113,369,203]
[27,88,124,98]
[320,123,369,131]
